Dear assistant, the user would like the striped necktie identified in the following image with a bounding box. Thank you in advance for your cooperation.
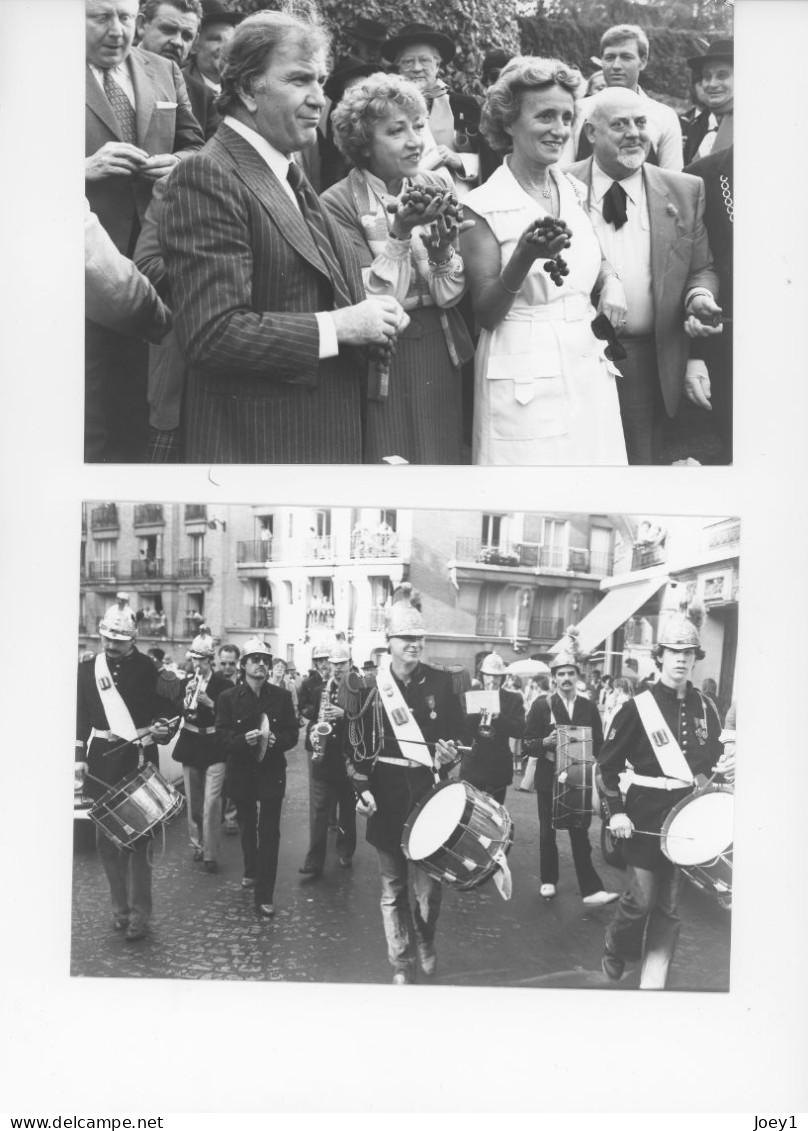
[103,69,137,146]
[287,162,352,308]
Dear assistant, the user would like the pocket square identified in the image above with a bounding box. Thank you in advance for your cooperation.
[155,101,178,109]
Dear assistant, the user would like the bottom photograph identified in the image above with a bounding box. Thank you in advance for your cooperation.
[74,503,738,992]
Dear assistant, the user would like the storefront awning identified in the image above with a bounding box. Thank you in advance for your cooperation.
[551,576,668,655]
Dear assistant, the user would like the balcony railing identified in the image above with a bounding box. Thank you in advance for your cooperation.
[476,612,509,637]
[130,558,164,580]
[351,529,400,559]
[185,504,207,522]
[184,615,205,636]
[528,616,565,639]
[250,606,275,628]
[133,504,164,526]
[237,539,274,563]
[88,561,118,580]
[370,607,387,631]
[589,550,613,576]
[307,604,335,626]
[455,538,595,572]
[306,535,333,559]
[632,545,666,570]
[178,557,211,578]
[90,504,118,531]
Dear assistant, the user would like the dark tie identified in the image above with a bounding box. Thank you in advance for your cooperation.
[286,162,352,308]
[602,180,628,230]
[103,69,137,146]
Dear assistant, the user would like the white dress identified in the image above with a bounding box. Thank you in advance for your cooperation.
[464,160,628,465]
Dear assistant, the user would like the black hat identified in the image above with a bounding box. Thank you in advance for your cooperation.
[344,18,388,44]
[482,48,513,81]
[381,23,456,66]
[686,38,733,73]
[324,55,378,103]
[200,0,243,28]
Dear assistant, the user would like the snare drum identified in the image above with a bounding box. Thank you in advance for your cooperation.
[89,763,184,851]
[401,780,514,890]
[660,782,734,909]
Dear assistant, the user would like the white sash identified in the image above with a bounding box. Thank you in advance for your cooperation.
[94,653,140,741]
[634,691,695,783]
[375,656,434,770]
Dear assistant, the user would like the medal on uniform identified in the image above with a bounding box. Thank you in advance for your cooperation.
[695,720,707,745]
[426,694,437,720]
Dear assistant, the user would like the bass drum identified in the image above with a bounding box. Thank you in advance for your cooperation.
[401,780,514,890]
[661,781,734,910]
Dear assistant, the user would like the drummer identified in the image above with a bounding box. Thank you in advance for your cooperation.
[214,637,299,918]
[459,652,525,803]
[523,631,618,906]
[343,585,467,984]
[75,609,174,942]
[598,604,733,988]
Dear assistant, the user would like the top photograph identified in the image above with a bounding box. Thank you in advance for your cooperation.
[84,0,734,466]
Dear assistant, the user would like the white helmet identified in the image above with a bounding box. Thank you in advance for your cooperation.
[99,608,137,641]
[479,652,507,676]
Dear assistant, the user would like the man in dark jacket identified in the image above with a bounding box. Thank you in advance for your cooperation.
[298,642,357,878]
[171,633,232,872]
[598,606,732,987]
[76,609,173,940]
[215,637,298,917]
[344,587,467,984]
[460,652,524,803]
[524,640,617,906]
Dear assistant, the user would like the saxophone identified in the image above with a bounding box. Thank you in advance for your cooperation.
[311,677,334,762]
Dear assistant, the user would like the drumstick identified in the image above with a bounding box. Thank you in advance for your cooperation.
[631,830,695,841]
[383,738,473,755]
[98,716,181,759]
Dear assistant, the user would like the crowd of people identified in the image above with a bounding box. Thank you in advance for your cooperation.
[75,585,736,989]
[85,1,734,465]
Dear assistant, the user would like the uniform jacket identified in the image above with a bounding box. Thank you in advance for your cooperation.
[159,123,367,463]
[460,685,525,792]
[85,47,205,253]
[182,59,221,141]
[565,157,719,417]
[76,648,171,797]
[597,680,723,870]
[347,663,469,854]
[304,679,349,785]
[524,692,604,792]
[172,670,232,769]
[216,680,299,802]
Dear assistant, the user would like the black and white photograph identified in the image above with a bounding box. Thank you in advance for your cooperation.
[73,502,736,991]
[83,0,733,466]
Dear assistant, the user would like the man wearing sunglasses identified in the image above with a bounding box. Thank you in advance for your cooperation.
[567,87,721,465]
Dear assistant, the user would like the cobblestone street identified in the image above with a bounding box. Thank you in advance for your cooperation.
[71,736,731,991]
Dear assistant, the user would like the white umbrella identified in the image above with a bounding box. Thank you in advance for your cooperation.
[505,658,551,677]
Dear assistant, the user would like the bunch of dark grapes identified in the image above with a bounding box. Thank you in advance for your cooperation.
[387,184,464,224]
[525,216,573,287]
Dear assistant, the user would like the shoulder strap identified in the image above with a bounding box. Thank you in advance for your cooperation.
[375,657,433,770]
[634,691,694,782]
[94,653,140,740]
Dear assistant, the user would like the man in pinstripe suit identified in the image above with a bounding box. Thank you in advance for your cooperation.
[160,11,408,463]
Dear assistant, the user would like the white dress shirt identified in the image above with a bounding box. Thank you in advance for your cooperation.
[223,115,339,358]
[589,163,655,336]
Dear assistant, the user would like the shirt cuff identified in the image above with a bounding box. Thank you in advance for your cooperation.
[685,287,714,309]
[316,312,339,359]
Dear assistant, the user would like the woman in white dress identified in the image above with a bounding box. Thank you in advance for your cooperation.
[461,57,629,465]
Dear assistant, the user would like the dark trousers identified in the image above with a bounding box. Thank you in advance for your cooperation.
[85,321,149,462]
[96,827,152,929]
[536,787,604,896]
[304,775,357,872]
[235,797,284,906]
[614,335,665,465]
[605,862,683,988]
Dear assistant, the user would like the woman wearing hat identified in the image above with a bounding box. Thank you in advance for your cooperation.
[680,40,733,165]
[460,56,628,465]
[322,72,474,463]
[459,652,525,803]
[381,23,481,193]
[172,634,233,872]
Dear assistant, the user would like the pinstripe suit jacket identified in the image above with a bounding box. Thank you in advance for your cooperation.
[159,124,366,463]
[86,48,205,253]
